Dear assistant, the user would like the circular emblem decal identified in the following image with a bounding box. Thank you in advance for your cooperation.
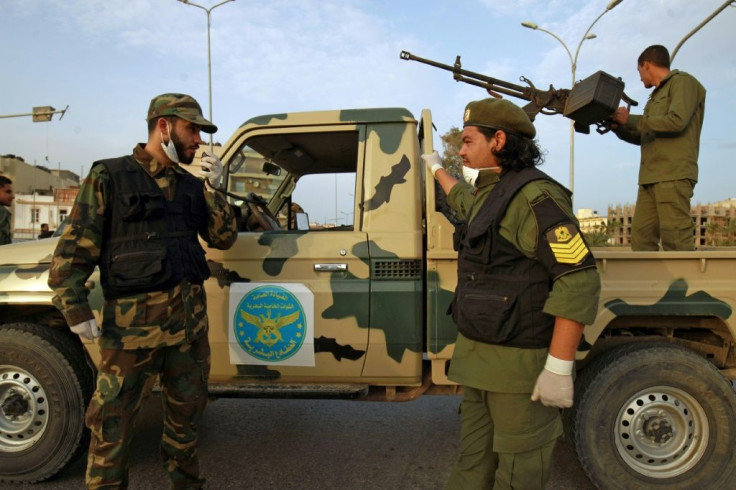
[233,285,307,362]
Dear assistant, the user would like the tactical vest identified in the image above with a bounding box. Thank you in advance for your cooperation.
[452,167,593,348]
[97,156,211,300]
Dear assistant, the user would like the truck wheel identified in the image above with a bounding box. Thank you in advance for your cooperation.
[569,342,736,489]
[0,323,94,483]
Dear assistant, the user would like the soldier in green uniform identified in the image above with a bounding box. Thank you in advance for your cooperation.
[611,44,706,251]
[423,98,600,489]
[0,176,14,245]
[48,93,238,489]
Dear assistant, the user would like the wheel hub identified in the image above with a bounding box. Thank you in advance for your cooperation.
[1,389,30,418]
[0,366,50,452]
[641,413,674,444]
[615,386,708,478]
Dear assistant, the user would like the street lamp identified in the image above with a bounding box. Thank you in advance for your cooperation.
[177,0,235,150]
[671,0,735,63]
[0,105,69,121]
[522,0,623,198]
[340,211,354,226]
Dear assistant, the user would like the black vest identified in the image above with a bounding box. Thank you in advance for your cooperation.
[452,167,588,348]
[97,156,211,300]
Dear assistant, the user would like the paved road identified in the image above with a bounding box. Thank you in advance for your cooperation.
[6,395,594,489]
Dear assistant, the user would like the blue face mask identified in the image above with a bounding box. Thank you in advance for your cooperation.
[160,121,180,163]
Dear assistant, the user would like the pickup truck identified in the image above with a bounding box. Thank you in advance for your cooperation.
[1,107,735,489]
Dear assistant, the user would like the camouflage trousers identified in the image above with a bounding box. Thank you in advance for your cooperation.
[85,335,211,489]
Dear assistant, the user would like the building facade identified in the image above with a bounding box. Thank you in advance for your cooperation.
[576,208,607,234]
[607,198,736,248]
[1,154,80,242]
[12,188,79,241]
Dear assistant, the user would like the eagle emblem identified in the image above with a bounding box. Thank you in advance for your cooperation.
[233,284,307,362]
[554,226,572,242]
[240,309,301,347]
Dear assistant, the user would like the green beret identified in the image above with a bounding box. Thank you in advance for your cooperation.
[463,98,535,139]
[146,93,217,134]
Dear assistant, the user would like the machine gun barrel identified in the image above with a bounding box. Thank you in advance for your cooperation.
[400,50,638,134]
[400,50,532,101]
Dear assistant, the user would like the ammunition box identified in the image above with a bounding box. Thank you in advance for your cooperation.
[564,71,624,125]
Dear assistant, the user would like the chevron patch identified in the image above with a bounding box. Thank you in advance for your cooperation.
[546,224,590,264]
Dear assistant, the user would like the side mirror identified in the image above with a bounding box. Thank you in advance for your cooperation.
[294,212,310,231]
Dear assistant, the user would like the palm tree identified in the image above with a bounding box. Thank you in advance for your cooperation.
[705,221,723,247]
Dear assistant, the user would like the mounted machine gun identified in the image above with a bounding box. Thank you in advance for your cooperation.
[400,50,637,134]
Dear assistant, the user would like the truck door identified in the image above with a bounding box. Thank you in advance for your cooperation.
[205,125,370,382]
[422,109,462,384]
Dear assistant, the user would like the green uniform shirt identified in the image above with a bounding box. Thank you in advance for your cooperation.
[615,70,705,185]
[48,144,238,349]
[446,170,601,392]
[0,205,10,245]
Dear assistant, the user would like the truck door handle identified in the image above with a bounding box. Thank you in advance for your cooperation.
[314,263,348,272]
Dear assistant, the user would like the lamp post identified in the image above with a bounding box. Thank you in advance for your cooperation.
[522,0,623,198]
[0,105,69,121]
[177,0,235,151]
[671,0,735,63]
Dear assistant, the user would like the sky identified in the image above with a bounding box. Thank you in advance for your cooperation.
[3,0,735,217]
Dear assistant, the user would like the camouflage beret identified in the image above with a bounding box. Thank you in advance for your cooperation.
[146,93,217,134]
[463,98,535,139]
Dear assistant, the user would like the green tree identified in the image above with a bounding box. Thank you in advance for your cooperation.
[705,221,723,247]
[583,221,612,247]
[440,126,462,178]
[721,217,736,246]
[705,217,736,246]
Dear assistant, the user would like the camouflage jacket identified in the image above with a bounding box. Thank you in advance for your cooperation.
[48,144,238,349]
[0,205,11,245]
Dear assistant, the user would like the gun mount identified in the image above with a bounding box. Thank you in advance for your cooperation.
[400,50,637,134]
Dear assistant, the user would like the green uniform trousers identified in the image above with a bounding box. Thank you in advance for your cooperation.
[446,386,562,490]
[85,335,210,489]
[631,179,695,251]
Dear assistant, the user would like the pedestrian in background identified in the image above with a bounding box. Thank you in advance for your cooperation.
[611,44,706,251]
[38,223,54,239]
[0,176,15,245]
[423,98,600,489]
[48,93,238,489]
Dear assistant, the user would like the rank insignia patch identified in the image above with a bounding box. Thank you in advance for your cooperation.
[547,224,590,264]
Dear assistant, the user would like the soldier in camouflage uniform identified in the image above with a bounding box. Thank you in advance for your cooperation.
[48,93,238,489]
[423,99,600,489]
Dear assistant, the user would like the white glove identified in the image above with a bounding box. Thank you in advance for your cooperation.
[70,319,101,341]
[421,151,443,178]
[198,152,223,190]
[531,355,574,408]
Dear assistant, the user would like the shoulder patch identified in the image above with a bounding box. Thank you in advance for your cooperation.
[546,224,590,264]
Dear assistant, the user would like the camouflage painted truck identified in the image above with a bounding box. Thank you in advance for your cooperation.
[2,107,736,488]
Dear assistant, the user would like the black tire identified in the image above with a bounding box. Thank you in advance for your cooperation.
[569,342,736,489]
[0,323,95,483]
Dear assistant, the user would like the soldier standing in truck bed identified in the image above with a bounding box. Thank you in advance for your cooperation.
[423,98,600,489]
[48,93,238,489]
[611,44,706,251]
